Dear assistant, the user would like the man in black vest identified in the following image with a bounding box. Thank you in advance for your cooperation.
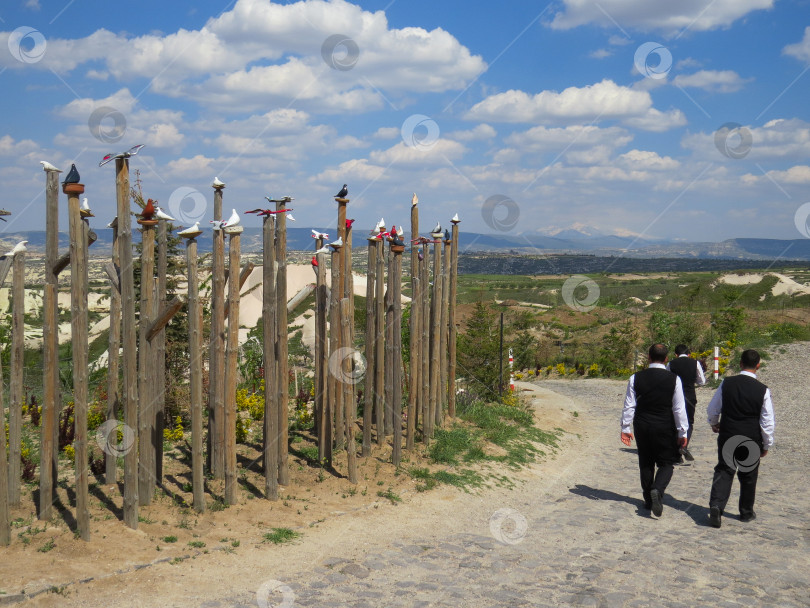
[621,344,689,517]
[667,344,706,462]
[707,349,775,528]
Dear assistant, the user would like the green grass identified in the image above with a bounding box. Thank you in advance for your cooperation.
[162,535,178,543]
[188,540,205,549]
[262,527,301,544]
[376,487,402,504]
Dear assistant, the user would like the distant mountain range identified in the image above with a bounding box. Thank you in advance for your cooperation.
[3,226,810,261]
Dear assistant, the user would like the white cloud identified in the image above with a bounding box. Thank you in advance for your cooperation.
[590,49,611,59]
[784,26,810,63]
[448,124,496,142]
[25,0,41,10]
[465,80,653,124]
[608,35,631,46]
[742,165,810,184]
[673,70,752,93]
[504,124,633,154]
[682,118,810,160]
[623,107,686,132]
[0,135,39,156]
[369,139,466,166]
[373,127,400,139]
[617,149,680,170]
[549,0,774,33]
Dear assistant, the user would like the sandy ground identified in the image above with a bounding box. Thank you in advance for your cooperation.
[718,271,810,296]
[0,386,579,606]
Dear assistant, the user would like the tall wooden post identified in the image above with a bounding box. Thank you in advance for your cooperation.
[184,232,205,513]
[328,246,341,456]
[275,201,289,486]
[39,168,60,520]
[209,185,225,478]
[344,222,355,426]
[263,215,278,500]
[66,181,90,540]
[155,220,168,484]
[334,199,348,449]
[105,219,121,484]
[384,252,394,436]
[408,203,419,450]
[340,298,357,483]
[138,219,157,505]
[362,238,377,457]
[0,327,7,545]
[117,158,139,527]
[430,240,443,429]
[315,239,330,463]
[440,238,451,419]
[374,236,385,445]
[9,247,25,506]
[224,227,242,505]
[390,243,404,466]
[448,218,460,418]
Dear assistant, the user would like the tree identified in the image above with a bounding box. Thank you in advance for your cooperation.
[457,302,504,397]
[599,319,640,374]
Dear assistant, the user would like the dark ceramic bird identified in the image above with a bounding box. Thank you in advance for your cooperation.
[99,144,145,167]
[392,233,405,247]
[63,163,80,185]
[335,184,348,198]
[141,198,156,221]
[445,229,450,241]
[346,218,355,229]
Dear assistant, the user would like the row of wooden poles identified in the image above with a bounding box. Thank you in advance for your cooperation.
[0,157,460,545]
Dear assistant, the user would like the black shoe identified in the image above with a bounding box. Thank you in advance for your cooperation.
[650,490,663,517]
[710,506,721,528]
[644,500,652,510]
[680,446,695,462]
[740,511,756,523]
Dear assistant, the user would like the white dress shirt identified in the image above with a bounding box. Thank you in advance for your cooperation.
[666,354,707,385]
[621,363,689,438]
[706,370,775,449]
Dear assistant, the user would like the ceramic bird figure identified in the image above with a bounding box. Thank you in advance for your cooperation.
[155,206,176,221]
[312,229,329,240]
[286,213,296,222]
[329,236,343,249]
[311,255,318,267]
[346,218,355,229]
[377,217,385,230]
[210,220,226,231]
[212,176,226,188]
[63,164,80,185]
[392,233,405,247]
[6,240,27,256]
[315,245,330,254]
[335,184,348,198]
[80,197,94,218]
[445,229,450,241]
[40,160,62,172]
[99,144,145,167]
[431,222,441,234]
[140,198,156,221]
[224,208,240,228]
[411,193,418,206]
[451,213,460,223]
[417,248,424,261]
[178,222,202,236]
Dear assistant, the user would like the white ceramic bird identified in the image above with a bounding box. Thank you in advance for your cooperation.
[286,213,296,222]
[311,229,329,240]
[412,193,418,206]
[210,220,226,231]
[40,161,62,173]
[155,206,176,221]
[452,213,460,223]
[432,222,441,234]
[315,245,330,254]
[6,240,27,256]
[397,225,405,237]
[377,217,385,230]
[212,176,225,188]
[224,209,240,228]
[178,222,202,237]
[329,236,343,249]
[80,197,94,218]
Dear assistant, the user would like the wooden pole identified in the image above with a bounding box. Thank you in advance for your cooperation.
[0,325,7,545]
[439,238,451,421]
[155,220,168,485]
[66,182,90,540]
[53,230,97,277]
[39,168,60,520]
[344,222,355,424]
[391,245,404,466]
[105,219,121,485]
[362,238,376,457]
[116,160,139,527]
[384,251,394,436]
[224,227,242,504]
[262,215,278,500]
[209,186,225,477]
[184,236,205,512]
[138,219,156,505]
[328,247,341,455]
[334,200,348,449]
[431,240,443,429]
[340,297,358,483]
[275,201,289,486]
[315,239,330,463]
[448,219,460,418]
[374,236,385,446]
[408,203,419,450]
[420,248,430,442]
[9,249,25,506]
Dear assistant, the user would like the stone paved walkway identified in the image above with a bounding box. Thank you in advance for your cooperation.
[206,377,810,608]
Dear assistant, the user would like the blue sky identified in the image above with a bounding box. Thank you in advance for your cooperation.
[1,0,810,243]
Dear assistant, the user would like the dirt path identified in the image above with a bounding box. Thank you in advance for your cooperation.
[19,375,810,607]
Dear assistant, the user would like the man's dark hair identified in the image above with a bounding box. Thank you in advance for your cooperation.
[674,344,689,356]
[740,349,761,370]
[649,343,668,363]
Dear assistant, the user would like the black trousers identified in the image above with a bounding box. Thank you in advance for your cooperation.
[685,399,696,442]
[709,434,761,518]
[634,422,680,503]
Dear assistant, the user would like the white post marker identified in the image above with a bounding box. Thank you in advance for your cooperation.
[713,346,719,380]
[509,348,514,392]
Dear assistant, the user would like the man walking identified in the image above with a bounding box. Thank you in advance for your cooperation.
[621,344,689,517]
[667,344,706,461]
[707,349,775,528]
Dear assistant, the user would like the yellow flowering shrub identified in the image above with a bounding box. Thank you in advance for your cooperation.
[164,416,184,442]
